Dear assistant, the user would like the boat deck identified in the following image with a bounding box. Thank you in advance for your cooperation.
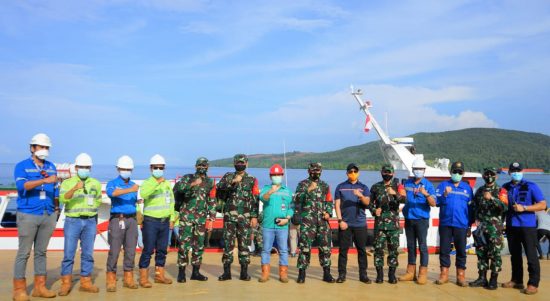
[0,250,548,301]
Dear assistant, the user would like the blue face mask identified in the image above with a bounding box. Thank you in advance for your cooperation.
[77,168,90,179]
[120,171,132,180]
[451,173,463,183]
[413,169,425,179]
[511,172,523,182]
[152,169,164,179]
[271,176,283,185]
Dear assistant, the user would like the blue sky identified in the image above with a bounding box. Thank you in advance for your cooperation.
[0,0,549,166]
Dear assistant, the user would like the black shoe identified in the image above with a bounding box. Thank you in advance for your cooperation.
[322,267,336,283]
[539,255,544,260]
[336,273,346,283]
[191,265,208,281]
[360,273,372,284]
[218,264,232,281]
[177,266,186,283]
[375,267,384,284]
[297,269,306,284]
[469,270,488,287]
[239,264,251,281]
[485,272,498,290]
[388,267,397,284]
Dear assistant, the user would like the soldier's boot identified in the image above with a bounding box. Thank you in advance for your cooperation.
[122,271,138,289]
[190,265,208,281]
[279,266,289,283]
[239,264,251,281]
[456,268,467,287]
[31,275,56,298]
[485,272,498,290]
[399,264,416,281]
[58,275,72,296]
[258,264,270,283]
[322,266,335,283]
[388,267,398,284]
[522,285,538,295]
[154,266,172,284]
[359,270,371,284]
[469,270,488,287]
[435,267,449,285]
[502,280,524,289]
[336,271,346,283]
[375,267,384,283]
[79,276,99,293]
[13,278,30,301]
[296,269,306,284]
[177,266,186,283]
[416,266,428,285]
[139,268,152,288]
[106,272,117,292]
[218,264,232,281]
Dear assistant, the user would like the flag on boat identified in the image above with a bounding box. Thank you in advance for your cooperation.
[364,114,372,133]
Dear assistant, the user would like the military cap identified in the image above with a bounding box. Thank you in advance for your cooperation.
[233,154,248,163]
[483,167,497,174]
[196,157,209,165]
[508,162,523,172]
[308,162,322,171]
[450,161,465,172]
[381,164,394,173]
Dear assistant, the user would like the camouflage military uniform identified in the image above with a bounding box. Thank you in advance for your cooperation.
[173,172,217,267]
[472,183,507,273]
[294,177,333,270]
[252,213,263,255]
[217,170,260,265]
[370,180,406,268]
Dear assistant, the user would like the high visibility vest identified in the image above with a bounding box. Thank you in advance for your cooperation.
[140,176,175,219]
[60,176,102,217]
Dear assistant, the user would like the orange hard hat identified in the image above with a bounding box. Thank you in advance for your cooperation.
[269,164,284,175]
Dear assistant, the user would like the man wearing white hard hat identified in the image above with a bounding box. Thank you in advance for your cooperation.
[58,153,102,296]
[138,154,175,287]
[105,155,140,292]
[12,133,58,300]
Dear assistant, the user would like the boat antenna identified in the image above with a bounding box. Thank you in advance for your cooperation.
[283,140,288,186]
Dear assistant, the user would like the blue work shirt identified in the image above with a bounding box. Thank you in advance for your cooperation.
[334,180,370,228]
[13,157,58,215]
[503,179,545,228]
[436,180,473,229]
[106,176,138,215]
[403,177,436,220]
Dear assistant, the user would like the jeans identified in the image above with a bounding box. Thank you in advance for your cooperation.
[261,228,289,266]
[338,226,367,275]
[167,225,180,248]
[536,229,550,257]
[405,218,429,267]
[14,211,56,279]
[507,226,540,287]
[139,216,170,268]
[439,226,467,269]
[61,217,97,276]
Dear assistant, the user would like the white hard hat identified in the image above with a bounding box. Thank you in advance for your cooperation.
[150,154,166,165]
[75,153,93,166]
[412,158,427,169]
[117,155,134,169]
[30,133,52,147]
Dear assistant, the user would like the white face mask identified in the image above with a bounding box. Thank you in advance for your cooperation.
[34,149,49,160]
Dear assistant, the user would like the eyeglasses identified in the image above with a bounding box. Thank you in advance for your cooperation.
[452,170,464,175]
[152,166,165,170]
[347,170,359,174]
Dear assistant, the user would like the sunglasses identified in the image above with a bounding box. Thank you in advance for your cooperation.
[152,166,165,170]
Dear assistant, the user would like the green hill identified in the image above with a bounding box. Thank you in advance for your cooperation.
[210,128,550,172]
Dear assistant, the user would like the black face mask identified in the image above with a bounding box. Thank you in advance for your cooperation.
[382,174,393,181]
[483,175,495,185]
[196,167,208,175]
[309,172,321,181]
[235,164,246,172]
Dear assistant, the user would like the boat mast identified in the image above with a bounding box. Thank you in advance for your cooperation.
[351,88,392,145]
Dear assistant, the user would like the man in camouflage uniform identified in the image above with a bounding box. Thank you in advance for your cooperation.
[173,157,217,283]
[370,164,406,284]
[294,162,335,284]
[469,167,507,290]
[252,213,263,256]
[216,154,260,281]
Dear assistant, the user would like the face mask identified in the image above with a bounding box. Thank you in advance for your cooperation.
[483,175,496,184]
[271,176,283,185]
[413,170,425,179]
[196,167,208,175]
[309,172,321,181]
[77,168,90,179]
[382,174,393,181]
[152,169,164,179]
[511,172,523,182]
[35,149,49,160]
[120,171,132,180]
[451,173,463,183]
[235,164,246,172]
[347,172,359,182]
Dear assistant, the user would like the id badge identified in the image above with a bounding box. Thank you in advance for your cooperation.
[119,220,125,230]
[86,195,94,206]
[39,191,46,200]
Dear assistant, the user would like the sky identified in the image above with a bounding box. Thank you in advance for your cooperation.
[0,0,549,166]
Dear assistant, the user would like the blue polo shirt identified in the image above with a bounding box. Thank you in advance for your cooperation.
[13,157,58,215]
[403,177,435,220]
[106,176,138,215]
[436,180,473,229]
[503,180,545,228]
[334,180,370,228]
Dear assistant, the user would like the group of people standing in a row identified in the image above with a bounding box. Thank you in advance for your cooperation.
[11,133,547,301]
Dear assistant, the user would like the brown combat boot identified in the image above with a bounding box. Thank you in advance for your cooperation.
[258,264,270,282]
[79,276,99,293]
[13,278,30,301]
[279,266,289,283]
[123,271,138,289]
[522,285,538,295]
[139,268,152,288]
[31,275,56,298]
[58,275,72,296]
[154,266,172,284]
[435,267,449,285]
[502,280,524,289]
[416,266,428,285]
[106,272,117,292]
[456,268,467,287]
[398,264,416,281]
